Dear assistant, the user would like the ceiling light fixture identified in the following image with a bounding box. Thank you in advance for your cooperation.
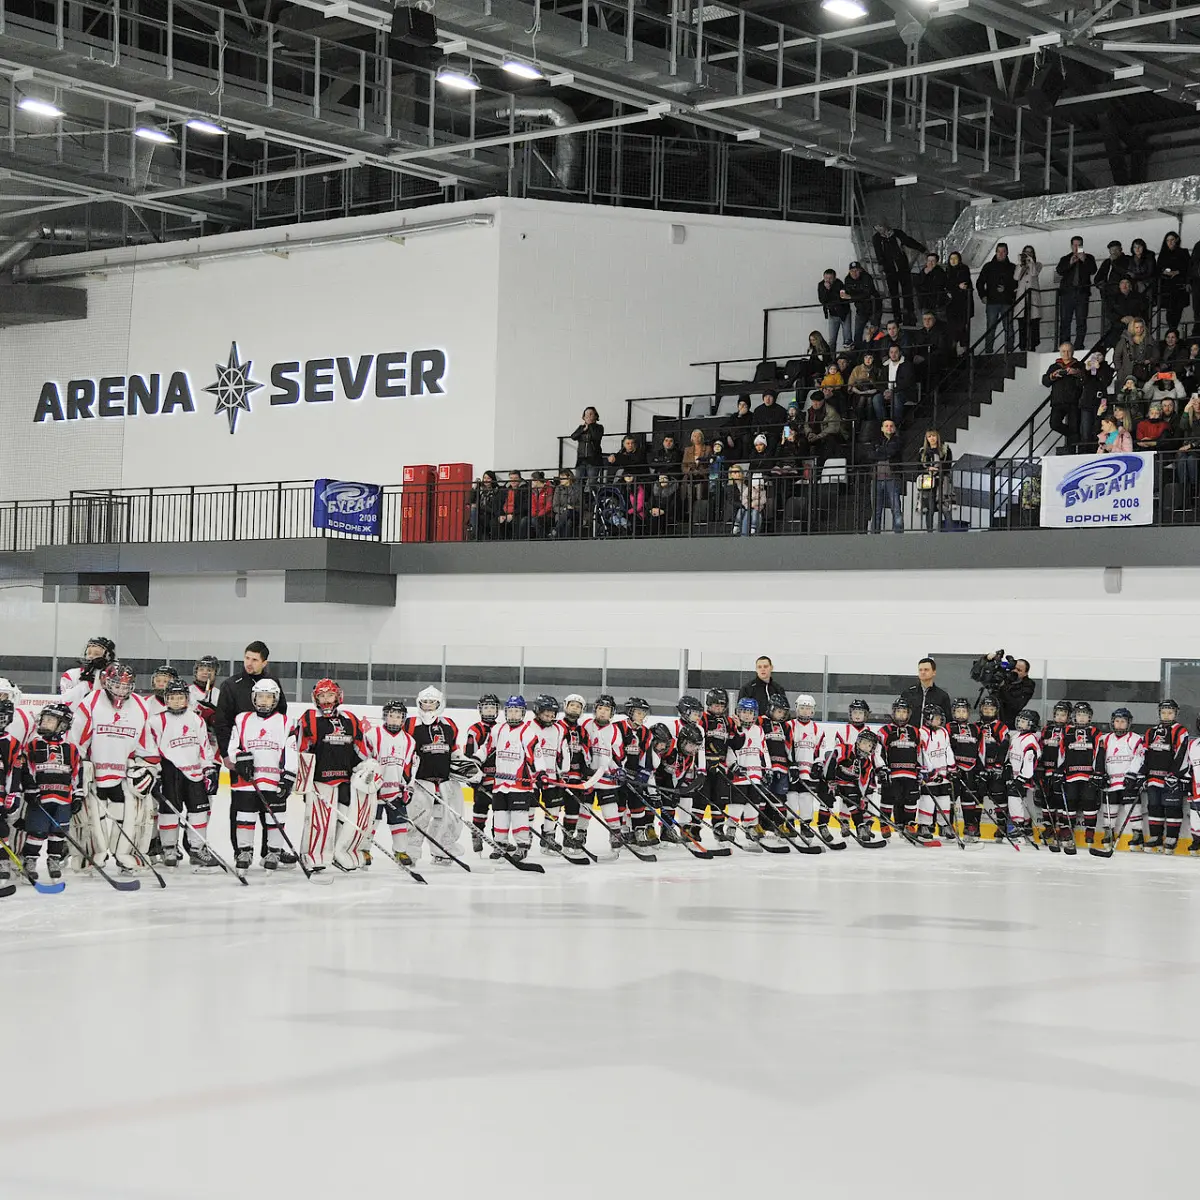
[134,125,177,144]
[821,0,868,20]
[436,66,482,91]
[18,97,63,119]
[185,117,227,136]
[502,59,544,80]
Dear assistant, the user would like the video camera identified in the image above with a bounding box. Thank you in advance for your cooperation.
[970,649,1015,695]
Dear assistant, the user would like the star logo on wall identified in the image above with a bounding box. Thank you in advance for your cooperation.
[204,341,263,434]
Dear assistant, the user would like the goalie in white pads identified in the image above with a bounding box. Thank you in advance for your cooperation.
[403,687,464,864]
[70,662,158,871]
[227,678,297,871]
[361,700,417,865]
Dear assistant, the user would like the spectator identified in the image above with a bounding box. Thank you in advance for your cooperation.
[735,465,770,537]
[1161,328,1186,367]
[917,428,953,532]
[648,472,679,536]
[568,407,605,487]
[724,396,755,460]
[606,433,646,481]
[777,423,810,468]
[1115,318,1157,393]
[798,331,833,390]
[1190,239,1200,337]
[1081,351,1114,450]
[1143,370,1185,408]
[858,321,884,353]
[621,469,646,536]
[1110,277,1149,341]
[1110,401,1135,436]
[899,657,952,728]
[552,469,583,539]
[1096,240,1130,335]
[1158,233,1191,331]
[1160,395,1183,456]
[1181,341,1200,396]
[945,250,973,351]
[1097,413,1133,453]
[880,344,914,426]
[976,242,1017,353]
[738,656,788,711]
[708,440,729,501]
[870,418,904,534]
[881,318,910,355]
[872,223,928,325]
[682,428,711,503]
[1178,395,1200,493]
[1043,343,1084,451]
[847,351,882,424]
[1015,245,1042,352]
[1127,237,1156,295]
[469,470,501,541]
[522,470,554,539]
[648,433,682,479]
[914,252,949,319]
[818,268,852,351]
[843,261,879,344]
[912,310,953,387]
[1135,400,1169,451]
[1056,235,1096,350]
[723,463,746,529]
[497,470,529,539]
[804,389,846,465]
[753,390,789,433]
[749,432,777,472]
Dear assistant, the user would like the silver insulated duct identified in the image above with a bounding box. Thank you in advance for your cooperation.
[493,99,580,189]
[0,224,124,274]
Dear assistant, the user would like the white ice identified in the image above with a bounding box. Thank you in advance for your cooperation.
[5,797,1200,1200]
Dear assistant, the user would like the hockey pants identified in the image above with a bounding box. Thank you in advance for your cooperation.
[232,786,286,856]
[22,797,69,863]
[881,778,917,828]
[157,763,211,856]
[915,780,952,830]
[1147,782,1185,845]
[491,790,533,848]
[1063,779,1097,831]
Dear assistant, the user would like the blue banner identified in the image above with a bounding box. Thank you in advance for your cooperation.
[312,478,382,536]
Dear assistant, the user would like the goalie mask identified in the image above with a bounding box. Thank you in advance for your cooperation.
[1110,707,1132,734]
[100,662,135,701]
[417,686,444,725]
[37,702,71,739]
[533,695,559,726]
[251,678,281,715]
[151,664,179,699]
[1015,709,1040,733]
[194,655,220,687]
[564,693,585,721]
[164,681,191,715]
[505,695,528,725]
[0,678,22,710]
[478,693,501,723]
[736,697,759,726]
[795,694,816,720]
[313,678,343,715]
[81,636,116,669]
[0,699,12,733]
[382,699,408,733]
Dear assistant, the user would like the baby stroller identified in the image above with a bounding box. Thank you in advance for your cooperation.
[594,484,630,537]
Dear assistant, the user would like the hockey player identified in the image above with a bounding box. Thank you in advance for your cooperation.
[147,681,219,868]
[189,655,222,728]
[293,679,371,871]
[760,693,794,836]
[948,697,984,841]
[877,699,920,833]
[557,694,592,850]
[698,689,733,837]
[1062,701,1102,846]
[1037,701,1072,851]
[618,697,654,843]
[59,636,116,704]
[825,726,883,847]
[824,700,875,841]
[0,679,34,745]
[786,694,825,836]
[1184,715,1200,857]
[913,705,954,845]
[227,678,297,871]
[726,697,771,849]
[649,721,705,843]
[1142,698,1190,853]
[579,694,625,853]
[1005,710,1042,842]
[977,697,1010,840]
[70,662,157,871]
[404,686,464,864]
[0,699,25,881]
[481,696,539,860]
[145,665,181,716]
[528,695,565,852]
[361,700,417,866]
[18,704,82,882]
[1094,708,1145,853]
[463,694,500,853]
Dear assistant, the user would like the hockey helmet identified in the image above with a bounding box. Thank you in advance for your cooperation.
[563,693,585,720]
[1052,700,1072,723]
[312,678,343,714]
[1159,698,1180,721]
[0,678,22,708]
[677,722,704,750]
[795,693,816,719]
[82,636,116,668]
[1015,709,1040,733]
[194,654,220,686]
[100,662,135,700]
[593,694,616,723]
[533,695,559,724]
[477,693,501,721]
[951,697,971,722]
[705,688,729,713]
[251,677,281,715]
[979,696,999,720]
[855,728,879,758]
[625,696,651,722]
[650,722,673,749]
[1071,701,1094,724]
[382,699,408,732]
[891,697,912,722]
[36,702,71,739]
[504,695,528,724]
[925,705,945,728]
[1110,707,1132,734]
[848,698,871,724]
[768,693,791,720]
[0,699,12,732]
[736,697,759,725]
[676,694,703,721]
[164,680,191,714]
[416,686,444,724]
[151,664,180,699]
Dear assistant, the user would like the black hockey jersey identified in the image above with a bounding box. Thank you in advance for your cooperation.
[760,717,793,771]
[404,717,460,782]
[979,720,1010,771]
[558,717,590,787]
[1143,722,1189,785]
[701,712,734,774]
[620,720,653,772]
[878,722,919,779]
[827,743,875,797]
[465,718,497,784]
[948,721,982,771]
[1062,723,1100,783]
[1039,724,1067,774]
[293,709,369,783]
[22,736,82,804]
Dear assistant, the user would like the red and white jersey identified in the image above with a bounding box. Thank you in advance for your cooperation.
[532,720,565,783]
[228,710,297,792]
[148,710,215,782]
[189,682,221,716]
[728,722,769,784]
[144,695,169,719]
[7,706,35,747]
[581,718,624,790]
[788,718,825,777]
[59,667,103,706]
[1187,740,1200,802]
[1007,731,1041,783]
[918,726,954,778]
[487,719,540,794]
[833,722,869,756]
[70,691,155,787]
[362,724,416,803]
[1096,731,1144,791]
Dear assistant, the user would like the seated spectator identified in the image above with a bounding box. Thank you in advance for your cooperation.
[818,268,852,351]
[1136,401,1169,451]
[1143,370,1185,408]
[749,433,778,472]
[735,466,770,537]
[857,321,885,352]
[1182,341,1200,396]
[1160,395,1183,448]
[606,433,646,480]
[1115,318,1157,393]
[1178,394,1200,492]
[915,252,949,319]
[881,319,910,355]
[847,351,882,423]
[469,470,501,541]
[798,331,833,390]
[568,407,605,487]
[1127,237,1156,294]
[1110,401,1135,436]
[912,311,954,387]
[724,396,754,459]
[552,469,583,539]
[1159,232,1191,331]
[1097,413,1133,453]
[880,344,914,426]
[522,470,554,539]
[649,433,682,478]
[917,428,954,532]
[786,401,801,429]
[621,469,646,536]
[804,389,846,465]
[870,418,904,534]
[753,390,789,432]
[682,428,711,502]
[497,470,529,539]
[723,464,746,529]
[776,423,810,468]
[1160,328,1186,366]
[648,472,679,536]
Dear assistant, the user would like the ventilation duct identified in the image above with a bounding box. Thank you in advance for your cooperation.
[0,224,128,274]
[492,100,580,189]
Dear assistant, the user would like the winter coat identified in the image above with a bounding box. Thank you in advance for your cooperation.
[1056,250,1097,292]
[914,266,949,314]
[1114,332,1158,388]
[843,269,879,309]
[1095,253,1131,298]
[552,480,582,517]
[1126,248,1157,292]
[817,279,851,319]
[1015,258,1042,318]
[649,480,679,516]
[872,228,927,276]
[570,421,605,465]
[945,262,973,320]
[976,256,1018,305]
[1098,427,1134,453]
[1158,240,1191,298]
[1042,358,1084,407]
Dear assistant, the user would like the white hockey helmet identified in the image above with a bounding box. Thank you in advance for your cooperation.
[794,693,816,718]
[417,685,444,724]
[0,678,22,707]
[564,693,585,719]
[251,677,281,715]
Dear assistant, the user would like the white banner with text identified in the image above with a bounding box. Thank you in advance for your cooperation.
[1039,452,1154,528]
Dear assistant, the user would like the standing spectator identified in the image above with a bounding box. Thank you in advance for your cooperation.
[522,470,554,539]
[870,418,904,533]
[1056,235,1097,350]
[568,407,605,488]
[753,390,789,434]
[606,433,646,481]
[552,469,583,539]
[804,389,846,465]
[469,470,501,541]
[722,463,745,530]
[1115,318,1157,393]
[945,251,973,351]
[1189,238,1200,336]
[708,440,729,502]
[738,656,788,712]
[735,464,770,537]
[976,242,1018,353]
[649,433,682,478]
[1043,343,1084,451]
[1181,341,1200,396]
[880,344,914,426]
[1158,232,1191,333]
[899,657,952,729]
[818,268,852,351]
[497,470,529,539]
[1081,350,1114,451]
[914,252,948,319]
[1097,413,1133,453]
[917,428,953,532]
[912,311,953,388]
[1015,245,1042,352]
[991,656,1036,728]
[843,260,880,343]
[796,331,832,390]
[872,223,928,325]
[647,472,679,536]
[681,428,711,504]
[1096,240,1131,336]
[724,396,755,460]
[1178,394,1200,494]
[1127,238,1157,296]
[1135,401,1169,451]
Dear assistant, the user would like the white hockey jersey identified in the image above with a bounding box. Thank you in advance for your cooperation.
[144,695,169,719]
[7,705,35,747]
[188,682,221,713]
[729,722,768,784]
[788,718,825,777]
[833,722,884,771]
[70,691,156,787]
[918,726,954,778]
[1007,731,1040,783]
[362,725,416,803]
[1188,740,1200,802]
[59,667,102,706]
[532,720,565,783]
[228,710,297,793]
[147,710,215,781]
[1098,731,1145,792]
[581,718,624,790]
[486,719,540,794]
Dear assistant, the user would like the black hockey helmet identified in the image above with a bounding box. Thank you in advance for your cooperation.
[533,694,560,724]
[768,692,791,719]
[855,728,880,757]
[0,699,13,731]
[1072,701,1094,723]
[925,704,945,727]
[951,697,971,721]
[594,694,617,720]
[848,698,871,723]
[890,697,911,721]
[151,664,180,697]
[650,722,673,748]
[1110,707,1133,733]
[164,680,191,713]
[82,636,116,668]
[382,699,408,730]
[1015,709,1040,732]
[478,693,501,720]
[705,687,729,711]
[677,722,704,750]
[1159,698,1180,720]
[37,702,71,738]
[1052,700,1072,722]
[194,654,220,685]
[676,694,703,720]
[979,696,999,719]
[624,696,650,718]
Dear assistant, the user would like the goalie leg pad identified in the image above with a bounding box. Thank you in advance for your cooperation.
[334,781,373,871]
[303,782,338,869]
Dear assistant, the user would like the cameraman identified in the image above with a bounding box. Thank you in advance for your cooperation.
[988,654,1035,727]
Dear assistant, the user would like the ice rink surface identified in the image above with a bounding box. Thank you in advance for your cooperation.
[5,813,1200,1200]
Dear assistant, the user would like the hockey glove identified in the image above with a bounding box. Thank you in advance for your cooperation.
[203,766,220,796]
[278,770,296,801]
[787,766,802,788]
[875,765,891,785]
[127,763,157,796]
[0,808,7,839]
[234,753,256,784]
[70,791,85,816]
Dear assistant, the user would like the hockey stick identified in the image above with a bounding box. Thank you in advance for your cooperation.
[412,780,541,873]
[40,810,140,892]
[0,835,66,893]
[574,796,657,862]
[861,794,924,848]
[702,779,788,853]
[620,777,726,858]
[1090,787,1140,860]
[157,790,248,886]
[953,774,1021,853]
[537,799,596,863]
[791,777,848,850]
[746,780,824,855]
[1036,775,1076,854]
[100,796,168,888]
[919,781,964,849]
[249,781,323,881]
[364,829,427,884]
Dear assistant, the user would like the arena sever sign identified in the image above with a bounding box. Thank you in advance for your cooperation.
[32,341,448,434]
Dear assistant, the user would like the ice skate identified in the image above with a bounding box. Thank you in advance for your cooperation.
[46,855,64,880]
[815,822,837,847]
[235,848,253,871]
[361,849,372,868]
[1145,834,1163,854]
[538,828,560,855]
[1128,830,1144,852]
[22,856,38,881]
[163,846,181,867]
[659,824,683,844]
[838,817,854,842]
[561,831,590,863]
[431,854,454,865]
[609,828,624,851]
[191,846,220,870]
[1164,837,1179,856]
[263,849,281,870]
[1189,837,1200,858]
[643,825,660,847]
[509,843,529,862]
[471,826,485,854]
[488,838,510,860]
[394,849,415,867]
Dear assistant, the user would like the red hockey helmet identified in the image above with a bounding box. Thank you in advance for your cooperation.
[313,677,343,713]
[100,661,135,700]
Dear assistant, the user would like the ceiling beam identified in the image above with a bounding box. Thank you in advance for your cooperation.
[1091,3,1200,34]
